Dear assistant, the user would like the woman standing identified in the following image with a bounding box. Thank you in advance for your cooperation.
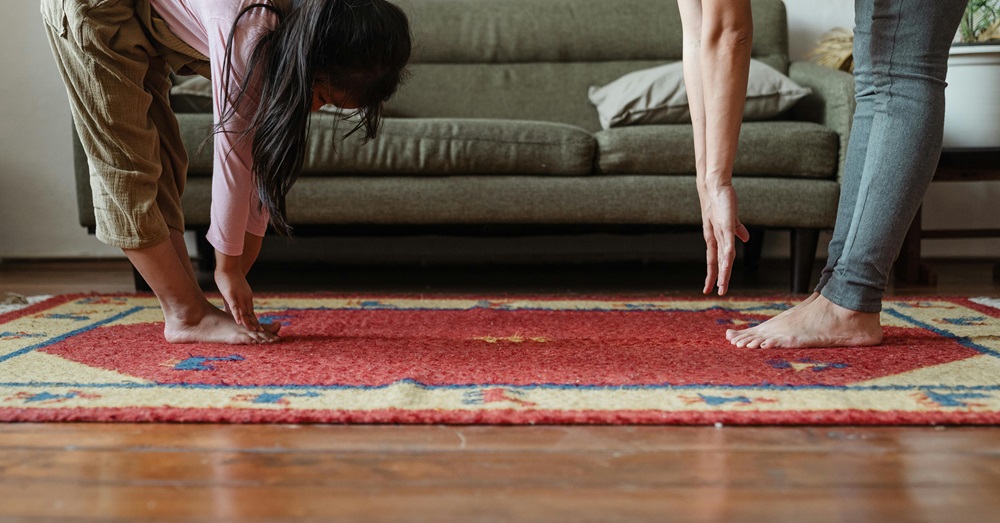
[726,0,970,348]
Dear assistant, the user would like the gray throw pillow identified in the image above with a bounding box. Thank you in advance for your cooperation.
[170,75,213,98]
[588,59,812,130]
[169,75,214,113]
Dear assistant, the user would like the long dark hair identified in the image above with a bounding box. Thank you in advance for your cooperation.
[216,0,412,236]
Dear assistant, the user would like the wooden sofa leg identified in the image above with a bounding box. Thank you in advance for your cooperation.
[790,228,820,294]
[743,227,766,275]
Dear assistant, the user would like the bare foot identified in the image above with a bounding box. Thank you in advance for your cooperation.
[164,304,278,345]
[726,294,882,349]
[726,292,820,347]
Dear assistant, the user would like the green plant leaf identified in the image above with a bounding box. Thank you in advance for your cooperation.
[960,0,1000,43]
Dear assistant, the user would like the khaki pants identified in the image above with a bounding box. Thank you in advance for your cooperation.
[42,0,187,249]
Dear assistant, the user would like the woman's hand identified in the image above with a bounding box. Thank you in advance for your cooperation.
[699,183,750,296]
[214,254,264,332]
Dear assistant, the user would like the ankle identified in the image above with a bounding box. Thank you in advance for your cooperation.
[817,295,880,322]
[162,299,215,327]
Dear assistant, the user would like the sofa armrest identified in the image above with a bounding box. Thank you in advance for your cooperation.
[788,61,855,182]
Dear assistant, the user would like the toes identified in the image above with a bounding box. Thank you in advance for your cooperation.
[726,328,751,342]
[760,337,782,349]
[249,331,277,344]
[736,332,759,348]
[746,337,764,349]
[730,330,755,347]
[232,332,257,345]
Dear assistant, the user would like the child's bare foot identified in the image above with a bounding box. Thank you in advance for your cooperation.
[726,294,882,349]
[164,304,278,345]
[726,292,820,346]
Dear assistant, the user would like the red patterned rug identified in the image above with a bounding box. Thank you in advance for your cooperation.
[1,294,998,425]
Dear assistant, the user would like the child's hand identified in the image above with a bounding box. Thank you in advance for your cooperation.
[214,266,264,333]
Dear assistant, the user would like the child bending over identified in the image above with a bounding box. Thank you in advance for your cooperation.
[42,0,411,344]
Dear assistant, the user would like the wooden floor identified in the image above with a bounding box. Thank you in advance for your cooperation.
[1,257,998,522]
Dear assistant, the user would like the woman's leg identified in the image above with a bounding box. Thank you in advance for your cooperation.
[816,0,877,293]
[728,0,879,348]
[727,0,878,346]
[820,0,968,312]
[729,0,968,348]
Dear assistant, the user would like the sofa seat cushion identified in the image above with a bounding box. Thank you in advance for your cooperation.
[595,121,839,178]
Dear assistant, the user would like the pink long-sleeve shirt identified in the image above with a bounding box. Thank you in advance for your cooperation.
[150,0,279,256]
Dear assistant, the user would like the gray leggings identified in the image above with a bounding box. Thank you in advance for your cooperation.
[816,0,969,312]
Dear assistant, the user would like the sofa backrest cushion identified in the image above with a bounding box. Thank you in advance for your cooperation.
[386,0,789,132]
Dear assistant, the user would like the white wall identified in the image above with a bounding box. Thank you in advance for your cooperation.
[0,5,121,258]
[784,0,855,61]
[1,1,997,260]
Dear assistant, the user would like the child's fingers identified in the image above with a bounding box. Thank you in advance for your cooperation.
[246,305,264,332]
[222,299,238,324]
[225,291,261,332]
[241,301,262,332]
[228,298,252,330]
[229,304,245,328]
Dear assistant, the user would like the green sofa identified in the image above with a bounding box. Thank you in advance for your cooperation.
[73,0,855,292]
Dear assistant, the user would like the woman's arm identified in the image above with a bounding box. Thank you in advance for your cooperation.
[677,0,752,296]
